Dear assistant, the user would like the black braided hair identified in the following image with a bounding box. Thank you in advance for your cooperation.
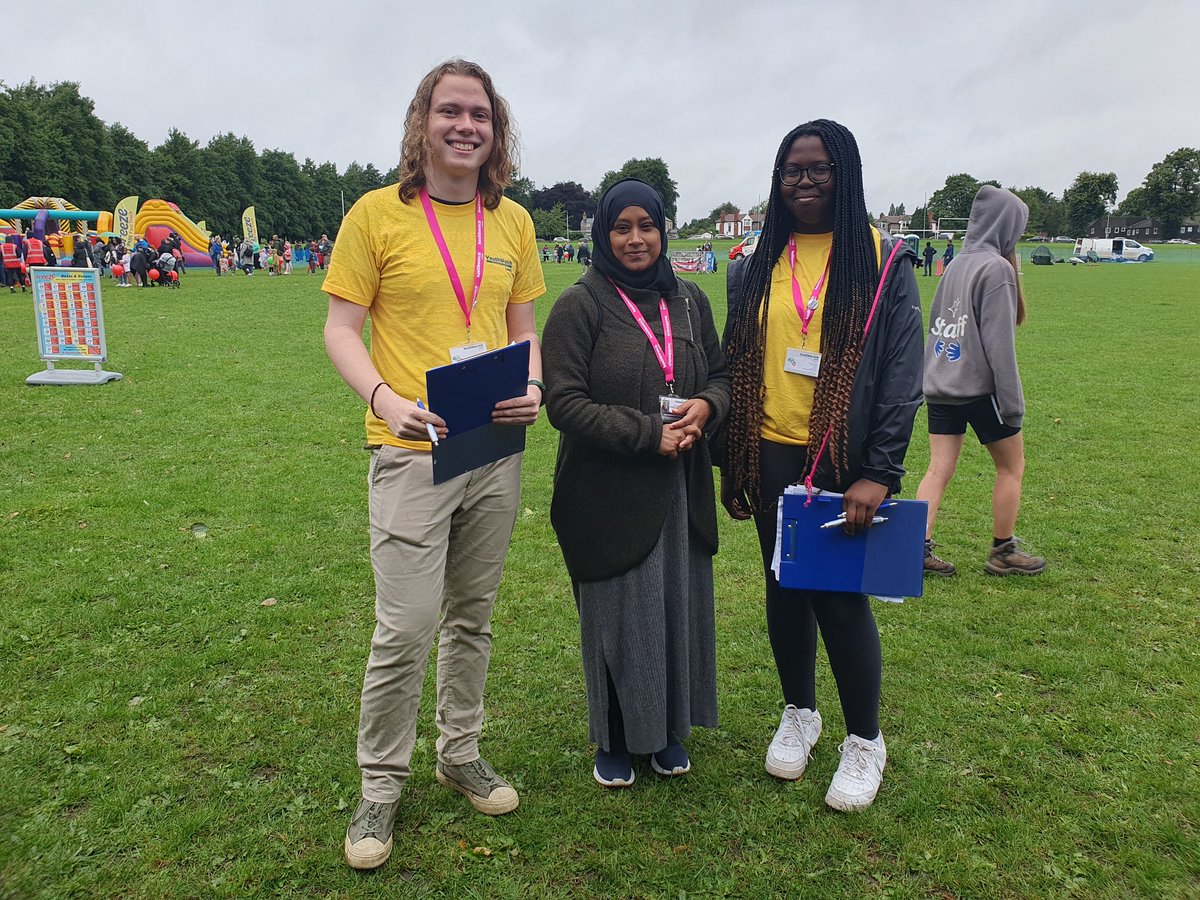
[726,120,879,509]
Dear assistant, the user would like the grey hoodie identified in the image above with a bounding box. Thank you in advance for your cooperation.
[923,185,1029,427]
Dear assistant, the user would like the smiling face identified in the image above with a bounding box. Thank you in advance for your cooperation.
[781,135,836,233]
[609,206,662,272]
[424,74,494,194]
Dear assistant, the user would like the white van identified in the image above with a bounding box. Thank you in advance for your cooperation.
[1072,237,1154,262]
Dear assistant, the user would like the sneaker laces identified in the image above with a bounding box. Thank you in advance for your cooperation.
[837,738,876,782]
[778,708,808,748]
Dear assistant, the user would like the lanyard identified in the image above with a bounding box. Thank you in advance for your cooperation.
[609,278,674,390]
[419,189,485,338]
[788,235,831,345]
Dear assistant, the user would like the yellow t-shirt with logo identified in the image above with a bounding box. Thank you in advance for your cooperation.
[761,230,881,445]
[322,186,545,449]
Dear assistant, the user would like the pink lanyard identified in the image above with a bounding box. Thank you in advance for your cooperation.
[419,189,485,337]
[609,278,675,390]
[788,235,832,342]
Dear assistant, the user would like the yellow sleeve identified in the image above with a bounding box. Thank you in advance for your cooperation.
[508,208,546,305]
[320,204,378,308]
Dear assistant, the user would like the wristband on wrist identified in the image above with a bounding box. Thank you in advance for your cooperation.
[369,381,388,418]
[527,378,546,406]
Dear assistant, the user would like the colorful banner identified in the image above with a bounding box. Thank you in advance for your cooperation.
[669,251,701,272]
[242,206,259,246]
[114,195,138,247]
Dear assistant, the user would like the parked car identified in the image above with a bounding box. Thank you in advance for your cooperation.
[729,231,761,260]
[1052,236,1074,243]
[1166,238,1197,245]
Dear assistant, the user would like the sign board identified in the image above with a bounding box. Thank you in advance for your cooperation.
[27,266,122,385]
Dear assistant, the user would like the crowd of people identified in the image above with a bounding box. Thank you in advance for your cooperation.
[208,233,334,276]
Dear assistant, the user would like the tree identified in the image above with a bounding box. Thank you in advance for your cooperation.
[1063,171,1118,236]
[529,203,566,240]
[1138,147,1200,237]
[1011,186,1065,237]
[150,128,202,212]
[929,174,999,222]
[532,181,593,224]
[504,175,535,211]
[1116,186,1149,217]
[593,158,679,222]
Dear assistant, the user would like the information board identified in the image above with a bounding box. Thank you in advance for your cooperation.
[27,266,121,385]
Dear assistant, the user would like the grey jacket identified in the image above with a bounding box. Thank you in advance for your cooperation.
[543,267,731,582]
[923,185,1029,426]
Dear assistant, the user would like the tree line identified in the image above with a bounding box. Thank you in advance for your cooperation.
[896,149,1200,239]
[7,80,1193,243]
[0,80,683,243]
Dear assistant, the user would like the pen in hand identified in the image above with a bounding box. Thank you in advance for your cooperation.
[416,398,439,445]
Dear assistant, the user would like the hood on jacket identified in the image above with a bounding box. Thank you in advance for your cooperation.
[962,185,1028,257]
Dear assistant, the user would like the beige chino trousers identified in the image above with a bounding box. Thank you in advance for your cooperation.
[358,445,522,802]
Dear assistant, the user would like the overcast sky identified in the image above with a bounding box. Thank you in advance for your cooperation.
[6,1,1199,224]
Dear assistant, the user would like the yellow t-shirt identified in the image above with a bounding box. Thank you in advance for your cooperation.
[761,230,882,445]
[322,186,545,448]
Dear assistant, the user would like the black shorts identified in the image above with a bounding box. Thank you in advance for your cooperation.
[927,396,1020,445]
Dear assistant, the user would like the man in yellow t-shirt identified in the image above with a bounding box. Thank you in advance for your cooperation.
[322,59,545,872]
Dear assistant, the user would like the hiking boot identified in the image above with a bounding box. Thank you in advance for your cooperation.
[343,798,398,870]
[825,734,887,812]
[594,747,635,787]
[765,705,822,780]
[650,739,691,777]
[985,538,1046,576]
[924,540,956,577]
[436,757,519,815]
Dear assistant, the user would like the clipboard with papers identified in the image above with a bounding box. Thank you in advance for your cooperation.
[425,340,530,484]
[772,486,927,598]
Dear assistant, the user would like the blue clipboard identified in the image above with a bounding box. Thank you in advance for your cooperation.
[426,341,530,484]
[776,488,927,597]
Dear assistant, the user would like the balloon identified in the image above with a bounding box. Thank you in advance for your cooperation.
[111,264,124,276]
[148,268,159,281]
[169,270,179,282]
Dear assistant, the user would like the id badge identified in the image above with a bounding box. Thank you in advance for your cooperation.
[449,341,487,363]
[660,394,686,423]
[784,347,821,377]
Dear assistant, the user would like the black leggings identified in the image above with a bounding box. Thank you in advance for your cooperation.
[751,440,881,739]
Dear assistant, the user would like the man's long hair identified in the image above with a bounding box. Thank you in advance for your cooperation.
[725,120,878,508]
[396,59,517,210]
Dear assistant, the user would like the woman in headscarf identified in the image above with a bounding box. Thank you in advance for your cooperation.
[722,120,923,811]
[542,179,731,788]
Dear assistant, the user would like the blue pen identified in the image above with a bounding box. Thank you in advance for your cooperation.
[416,398,439,445]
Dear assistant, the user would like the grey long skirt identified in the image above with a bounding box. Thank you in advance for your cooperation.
[577,467,718,754]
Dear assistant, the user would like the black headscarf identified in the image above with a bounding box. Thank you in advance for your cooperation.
[590,178,677,293]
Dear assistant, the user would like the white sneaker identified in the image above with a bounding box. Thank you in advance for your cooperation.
[825,733,887,811]
[765,705,822,780]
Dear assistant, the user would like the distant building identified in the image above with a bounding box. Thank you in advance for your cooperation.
[715,210,765,237]
[877,214,912,234]
[1085,216,1160,240]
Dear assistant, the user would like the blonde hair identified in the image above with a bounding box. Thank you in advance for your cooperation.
[396,59,517,211]
[1006,251,1027,325]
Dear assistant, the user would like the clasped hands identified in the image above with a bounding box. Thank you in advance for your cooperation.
[657,398,711,459]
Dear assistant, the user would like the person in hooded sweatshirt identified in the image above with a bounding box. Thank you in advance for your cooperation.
[916,185,1046,577]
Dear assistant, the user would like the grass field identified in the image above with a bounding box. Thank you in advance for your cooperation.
[1,244,1198,898]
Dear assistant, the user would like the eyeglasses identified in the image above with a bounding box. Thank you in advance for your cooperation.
[777,162,836,186]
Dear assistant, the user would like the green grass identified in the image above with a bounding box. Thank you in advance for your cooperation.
[1,247,1198,898]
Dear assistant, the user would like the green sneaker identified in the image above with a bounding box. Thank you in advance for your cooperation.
[436,757,519,815]
[343,798,398,870]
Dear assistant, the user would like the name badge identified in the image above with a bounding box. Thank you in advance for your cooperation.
[660,394,686,423]
[449,341,488,363]
[784,348,821,378]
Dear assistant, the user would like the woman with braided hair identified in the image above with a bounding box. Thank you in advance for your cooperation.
[721,120,923,811]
